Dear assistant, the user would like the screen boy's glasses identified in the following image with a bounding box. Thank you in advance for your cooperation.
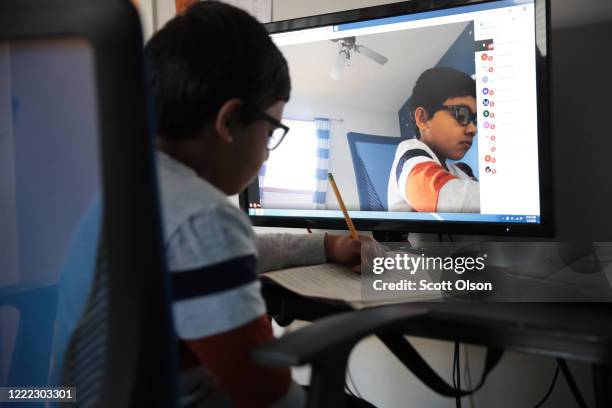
[441,104,477,127]
[255,112,290,150]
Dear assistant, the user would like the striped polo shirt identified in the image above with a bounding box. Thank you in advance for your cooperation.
[156,151,315,407]
[387,138,480,213]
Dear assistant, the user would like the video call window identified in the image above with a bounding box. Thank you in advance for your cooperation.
[247,0,542,225]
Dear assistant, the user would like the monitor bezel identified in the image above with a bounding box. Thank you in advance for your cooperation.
[239,0,553,237]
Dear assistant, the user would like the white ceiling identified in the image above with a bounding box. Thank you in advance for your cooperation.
[282,21,469,114]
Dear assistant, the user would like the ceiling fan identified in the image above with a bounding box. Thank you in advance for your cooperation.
[329,36,389,80]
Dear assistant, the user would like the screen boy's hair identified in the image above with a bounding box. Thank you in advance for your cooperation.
[410,67,476,138]
[145,1,291,140]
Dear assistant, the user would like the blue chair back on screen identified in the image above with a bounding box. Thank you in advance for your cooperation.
[347,132,403,211]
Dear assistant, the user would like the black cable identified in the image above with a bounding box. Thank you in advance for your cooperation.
[448,234,454,243]
[455,342,462,408]
[452,342,458,390]
[463,345,476,408]
[438,233,444,242]
[533,362,560,408]
[558,359,589,408]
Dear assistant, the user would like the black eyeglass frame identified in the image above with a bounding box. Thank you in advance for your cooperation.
[255,112,290,150]
[439,104,478,127]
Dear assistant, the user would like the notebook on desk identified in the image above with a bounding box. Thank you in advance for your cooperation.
[260,263,443,309]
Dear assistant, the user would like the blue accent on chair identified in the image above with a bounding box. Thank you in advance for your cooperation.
[347,133,403,211]
[48,195,102,387]
[1,282,58,389]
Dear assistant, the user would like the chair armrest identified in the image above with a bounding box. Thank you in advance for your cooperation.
[253,304,428,367]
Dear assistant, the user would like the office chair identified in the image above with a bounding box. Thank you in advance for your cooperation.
[0,284,58,387]
[0,1,177,407]
[347,132,403,211]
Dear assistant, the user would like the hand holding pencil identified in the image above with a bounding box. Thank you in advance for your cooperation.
[325,173,365,273]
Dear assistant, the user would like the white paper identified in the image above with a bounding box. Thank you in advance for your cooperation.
[261,263,442,309]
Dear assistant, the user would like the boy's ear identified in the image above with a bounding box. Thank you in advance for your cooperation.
[414,107,430,133]
[214,98,243,144]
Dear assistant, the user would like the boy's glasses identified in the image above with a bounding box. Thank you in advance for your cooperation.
[255,112,290,150]
[441,105,477,127]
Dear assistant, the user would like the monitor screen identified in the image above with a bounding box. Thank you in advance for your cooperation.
[242,0,551,236]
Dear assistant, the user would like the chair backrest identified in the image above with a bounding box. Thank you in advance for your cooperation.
[0,1,177,406]
[347,132,403,211]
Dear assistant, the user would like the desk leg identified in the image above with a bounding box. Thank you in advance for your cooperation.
[592,364,612,408]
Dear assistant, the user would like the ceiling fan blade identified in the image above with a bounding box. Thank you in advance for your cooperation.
[355,45,388,65]
[330,51,347,80]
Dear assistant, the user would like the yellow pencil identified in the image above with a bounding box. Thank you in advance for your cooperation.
[327,173,359,240]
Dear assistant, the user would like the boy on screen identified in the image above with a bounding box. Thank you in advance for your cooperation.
[388,67,480,213]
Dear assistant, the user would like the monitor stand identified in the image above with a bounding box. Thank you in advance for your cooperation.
[373,230,409,242]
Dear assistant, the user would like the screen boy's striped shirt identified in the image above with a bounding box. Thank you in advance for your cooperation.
[387,138,480,213]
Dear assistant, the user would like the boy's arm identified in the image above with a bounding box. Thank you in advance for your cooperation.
[182,306,304,408]
[256,233,366,273]
[167,207,306,407]
[171,254,305,407]
[256,233,326,273]
[402,161,480,213]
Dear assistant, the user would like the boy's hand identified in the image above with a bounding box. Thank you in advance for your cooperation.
[324,234,384,273]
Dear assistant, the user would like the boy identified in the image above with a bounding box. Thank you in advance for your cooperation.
[146,2,369,407]
[387,67,480,213]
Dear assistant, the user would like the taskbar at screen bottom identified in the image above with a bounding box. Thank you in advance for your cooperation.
[248,208,540,224]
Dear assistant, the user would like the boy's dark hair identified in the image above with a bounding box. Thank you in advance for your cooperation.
[410,67,475,138]
[145,1,290,140]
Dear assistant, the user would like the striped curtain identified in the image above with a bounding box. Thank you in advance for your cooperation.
[313,118,330,209]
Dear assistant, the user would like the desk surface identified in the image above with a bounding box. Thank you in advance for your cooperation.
[263,283,612,365]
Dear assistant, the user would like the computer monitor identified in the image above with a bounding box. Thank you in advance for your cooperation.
[239,0,552,237]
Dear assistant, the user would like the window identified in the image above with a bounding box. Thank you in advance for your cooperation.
[262,119,318,208]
